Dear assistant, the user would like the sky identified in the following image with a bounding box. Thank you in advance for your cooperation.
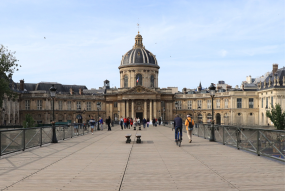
[1,0,284,90]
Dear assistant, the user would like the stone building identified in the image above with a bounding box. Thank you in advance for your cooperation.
[2,33,285,127]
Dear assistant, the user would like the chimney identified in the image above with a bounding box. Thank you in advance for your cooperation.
[70,88,73,95]
[20,79,24,91]
[182,88,187,94]
[272,63,278,74]
[79,88,82,95]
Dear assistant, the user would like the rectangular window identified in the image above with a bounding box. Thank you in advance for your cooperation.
[207,100,212,109]
[58,101,62,110]
[271,97,273,108]
[77,101,81,110]
[67,101,71,110]
[114,102,118,108]
[197,100,202,109]
[187,100,192,109]
[237,98,242,108]
[87,102,91,111]
[216,99,220,109]
[261,98,263,108]
[266,97,268,108]
[225,99,228,109]
[37,100,42,110]
[249,98,254,108]
[177,101,182,110]
[25,100,30,110]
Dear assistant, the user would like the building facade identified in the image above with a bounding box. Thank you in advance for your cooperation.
[2,33,284,127]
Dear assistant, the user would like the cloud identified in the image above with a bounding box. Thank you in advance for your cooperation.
[220,50,228,57]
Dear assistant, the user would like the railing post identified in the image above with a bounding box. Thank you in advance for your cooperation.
[71,126,73,138]
[257,130,260,156]
[40,127,42,147]
[63,126,65,140]
[198,124,200,137]
[22,129,25,151]
[0,131,2,156]
[237,128,239,150]
[223,126,225,145]
[204,125,206,139]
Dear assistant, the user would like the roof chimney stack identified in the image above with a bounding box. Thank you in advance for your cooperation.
[272,63,278,74]
[20,79,24,91]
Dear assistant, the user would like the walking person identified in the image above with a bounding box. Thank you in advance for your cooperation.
[130,118,133,128]
[152,118,156,126]
[106,116,111,131]
[147,118,150,127]
[99,117,103,130]
[123,117,128,129]
[90,117,96,135]
[174,114,183,142]
[137,117,140,126]
[158,117,161,125]
[120,116,124,130]
[127,117,130,129]
[143,118,146,129]
[185,114,195,143]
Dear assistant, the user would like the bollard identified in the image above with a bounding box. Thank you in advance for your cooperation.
[257,130,260,156]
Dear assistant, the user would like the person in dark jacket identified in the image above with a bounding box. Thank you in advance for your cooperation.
[143,118,147,128]
[152,118,156,126]
[106,116,111,131]
[158,117,161,125]
[173,114,183,142]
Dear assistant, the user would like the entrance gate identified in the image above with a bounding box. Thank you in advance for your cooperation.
[136,112,143,122]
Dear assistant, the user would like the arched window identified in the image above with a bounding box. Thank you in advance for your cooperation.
[150,75,154,87]
[136,74,142,86]
[124,75,128,87]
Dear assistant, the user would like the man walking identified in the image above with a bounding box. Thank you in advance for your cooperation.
[120,116,124,130]
[185,114,195,143]
[90,117,96,135]
[99,117,103,130]
[174,114,182,142]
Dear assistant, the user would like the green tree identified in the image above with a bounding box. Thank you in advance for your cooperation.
[266,104,285,130]
[22,114,35,128]
[0,44,21,108]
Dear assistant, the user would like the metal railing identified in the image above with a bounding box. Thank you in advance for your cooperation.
[162,121,285,162]
[0,124,91,156]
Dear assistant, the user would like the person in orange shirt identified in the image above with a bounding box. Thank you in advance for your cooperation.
[185,115,195,143]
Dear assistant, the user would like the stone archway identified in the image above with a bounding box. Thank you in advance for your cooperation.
[216,113,221,125]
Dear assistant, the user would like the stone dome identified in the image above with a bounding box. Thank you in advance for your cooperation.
[119,32,159,69]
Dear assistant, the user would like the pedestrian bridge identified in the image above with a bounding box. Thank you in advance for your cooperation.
[0,125,284,191]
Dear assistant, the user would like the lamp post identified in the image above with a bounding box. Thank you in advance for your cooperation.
[175,101,178,114]
[50,85,58,143]
[96,102,101,130]
[209,83,216,142]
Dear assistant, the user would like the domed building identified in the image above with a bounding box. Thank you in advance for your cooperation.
[119,32,160,88]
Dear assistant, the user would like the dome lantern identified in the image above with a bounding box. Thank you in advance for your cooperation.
[134,32,143,48]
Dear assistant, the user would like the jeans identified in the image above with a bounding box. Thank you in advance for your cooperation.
[120,122,123,129]
[143,124,145,128]
[175,126,182,140]
[124,123,127,129]
[187,130,193,141]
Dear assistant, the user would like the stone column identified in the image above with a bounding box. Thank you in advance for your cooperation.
[144,100,147,119]
[131,100,135,118]
[153,101,157,119]
[126,100,129,117]
[121,101,125,118]
[109,103,113,119]
[118,101,121,117]
[150,100,153,123]
[106,103,110,117]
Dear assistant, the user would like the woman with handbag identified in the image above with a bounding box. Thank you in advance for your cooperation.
[185,114,195,143]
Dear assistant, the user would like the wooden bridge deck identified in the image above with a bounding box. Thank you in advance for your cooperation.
[0,125,284,191]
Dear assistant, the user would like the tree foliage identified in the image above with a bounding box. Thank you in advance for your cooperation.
[22,114,35,128]
[0,44,21,108]
[266,104,285,130]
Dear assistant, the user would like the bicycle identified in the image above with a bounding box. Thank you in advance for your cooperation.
[175,127,182,147]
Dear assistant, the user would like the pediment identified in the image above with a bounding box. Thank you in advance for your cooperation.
[122,86,157,94]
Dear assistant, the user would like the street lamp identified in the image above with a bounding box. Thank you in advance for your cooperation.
[209,83,216,142]
[96,102,101,130]
[175,101,179,114]
[49,84,58,143]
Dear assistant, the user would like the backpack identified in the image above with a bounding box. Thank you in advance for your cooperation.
[187,118,193,130]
